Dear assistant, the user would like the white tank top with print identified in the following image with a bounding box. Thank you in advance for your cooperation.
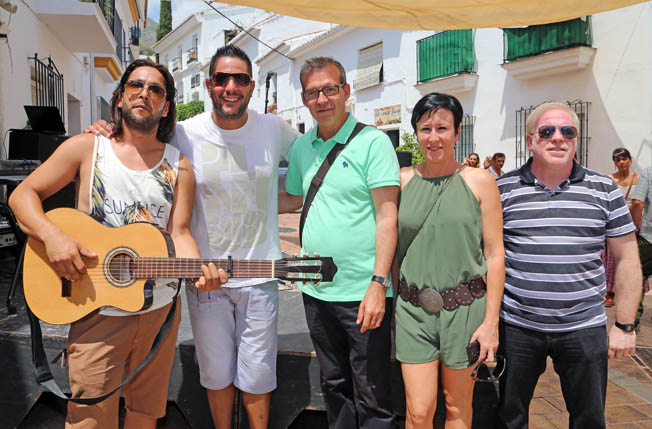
[88,135,180,316]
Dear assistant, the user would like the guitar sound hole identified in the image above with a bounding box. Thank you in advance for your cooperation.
[104,247,137,287]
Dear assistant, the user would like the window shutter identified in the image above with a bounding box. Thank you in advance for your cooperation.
[354,42,383,90]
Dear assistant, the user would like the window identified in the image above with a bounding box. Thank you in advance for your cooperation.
[191,74,200,88]
[297,123,305,134]
[455,115,475,163]
[353,42,383,90]
[514,100,590,167]
[96,96,111,122]
[386,129,400,148]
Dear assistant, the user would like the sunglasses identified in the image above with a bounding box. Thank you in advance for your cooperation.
[302,84,345,101]
[536,125,578,140]
[124,80,167,101]
[211,72,252,87]
[471,355,506,383]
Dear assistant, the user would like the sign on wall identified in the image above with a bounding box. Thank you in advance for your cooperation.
[374,104,401,126]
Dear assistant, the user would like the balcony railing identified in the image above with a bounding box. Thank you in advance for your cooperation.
[29,54,65,119]
[417,30,476,84]
[503,17,592,62]
[171,57,181,72]
[187,47,198,64]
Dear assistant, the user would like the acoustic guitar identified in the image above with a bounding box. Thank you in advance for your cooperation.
[24,208,337,325]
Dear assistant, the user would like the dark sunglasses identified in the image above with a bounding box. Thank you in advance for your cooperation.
[471,355,506,383]
[211,72,251,87]
[124,80,167,101]
[302,84,345,101]
[536,125,578,140]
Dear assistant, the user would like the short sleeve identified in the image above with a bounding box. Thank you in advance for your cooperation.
[285,142,304,196]
[364,131,400,189]
[278,118,300,162]
[605,180,636,237]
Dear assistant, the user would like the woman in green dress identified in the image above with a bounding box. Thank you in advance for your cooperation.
[393,93,505,428]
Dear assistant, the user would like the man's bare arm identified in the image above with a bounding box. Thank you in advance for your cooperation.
[8,134,97,281]
[606,232,642,359]
[631,199,644,231]
[278,190,303,214]
[357,185,399,333]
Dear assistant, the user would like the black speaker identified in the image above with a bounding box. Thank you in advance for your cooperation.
[8,130,68,162]
[8,130,75,209]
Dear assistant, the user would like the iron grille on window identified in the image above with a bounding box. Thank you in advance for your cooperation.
[455,115,475,163]
[515,100,590,168]
[29,54,64,119]
[187,47,198,64]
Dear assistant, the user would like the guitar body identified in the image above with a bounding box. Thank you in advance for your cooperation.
[24,208,173,325]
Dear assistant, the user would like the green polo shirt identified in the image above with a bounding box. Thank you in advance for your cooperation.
[285,114,400,301]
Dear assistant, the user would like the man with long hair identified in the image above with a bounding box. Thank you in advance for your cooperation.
[10,59,224,428]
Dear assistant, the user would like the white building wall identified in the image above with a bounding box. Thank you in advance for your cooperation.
[0,3,91,155]
[251,4,652,174]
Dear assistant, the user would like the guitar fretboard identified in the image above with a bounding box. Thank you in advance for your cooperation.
[131,257,275,278]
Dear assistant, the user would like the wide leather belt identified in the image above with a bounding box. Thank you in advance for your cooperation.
[399,278,486,312]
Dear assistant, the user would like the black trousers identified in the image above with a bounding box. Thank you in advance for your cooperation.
[497,322,608,429]
[302,294,395,429]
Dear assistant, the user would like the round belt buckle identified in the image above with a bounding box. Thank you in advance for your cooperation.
[418,288,443,312]
[441,289,459,311]
[454,284,474,306]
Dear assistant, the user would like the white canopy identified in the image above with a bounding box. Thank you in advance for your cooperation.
[215,0,646,29]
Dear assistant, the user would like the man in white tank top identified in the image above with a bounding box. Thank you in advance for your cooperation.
[10,60,225,428]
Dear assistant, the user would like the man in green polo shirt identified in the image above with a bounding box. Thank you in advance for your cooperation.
[279,56,399,428]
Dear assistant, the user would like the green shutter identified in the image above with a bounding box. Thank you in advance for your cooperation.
[417,30,476,83]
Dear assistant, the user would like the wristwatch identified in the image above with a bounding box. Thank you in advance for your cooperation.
[614,321,636,333]
[371,275,391,290]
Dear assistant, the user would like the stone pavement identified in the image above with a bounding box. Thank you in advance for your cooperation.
[278,212,652,428]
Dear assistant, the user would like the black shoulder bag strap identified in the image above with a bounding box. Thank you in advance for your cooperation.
[299,122,367,246]
[27,281,180,405]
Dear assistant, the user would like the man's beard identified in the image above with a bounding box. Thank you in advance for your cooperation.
[212,93,249,120]
[122,105,163,134]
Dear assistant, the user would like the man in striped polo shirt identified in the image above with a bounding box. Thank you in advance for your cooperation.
[496,102,642,429]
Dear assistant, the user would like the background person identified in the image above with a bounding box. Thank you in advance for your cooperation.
[463,152,480,168]
[631,166,652,329]
[603,147,640,307]
[393,93,505,429]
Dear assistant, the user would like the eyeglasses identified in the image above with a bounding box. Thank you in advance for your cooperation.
[302,84,345,101]
[536,125,578,140]
[471,355,506,383]
[124,80,167,101]
[211,72,252,87]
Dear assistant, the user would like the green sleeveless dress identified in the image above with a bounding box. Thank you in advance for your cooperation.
[395,166,487,368]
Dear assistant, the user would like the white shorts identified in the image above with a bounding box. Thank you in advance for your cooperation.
[185,281,278,394]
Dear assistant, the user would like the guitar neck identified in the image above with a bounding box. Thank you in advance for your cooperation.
[132,257,275,278]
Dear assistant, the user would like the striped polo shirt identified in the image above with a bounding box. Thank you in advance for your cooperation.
[497,158,636,333]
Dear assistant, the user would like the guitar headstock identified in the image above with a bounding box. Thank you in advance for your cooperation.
[274,255,338,284]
